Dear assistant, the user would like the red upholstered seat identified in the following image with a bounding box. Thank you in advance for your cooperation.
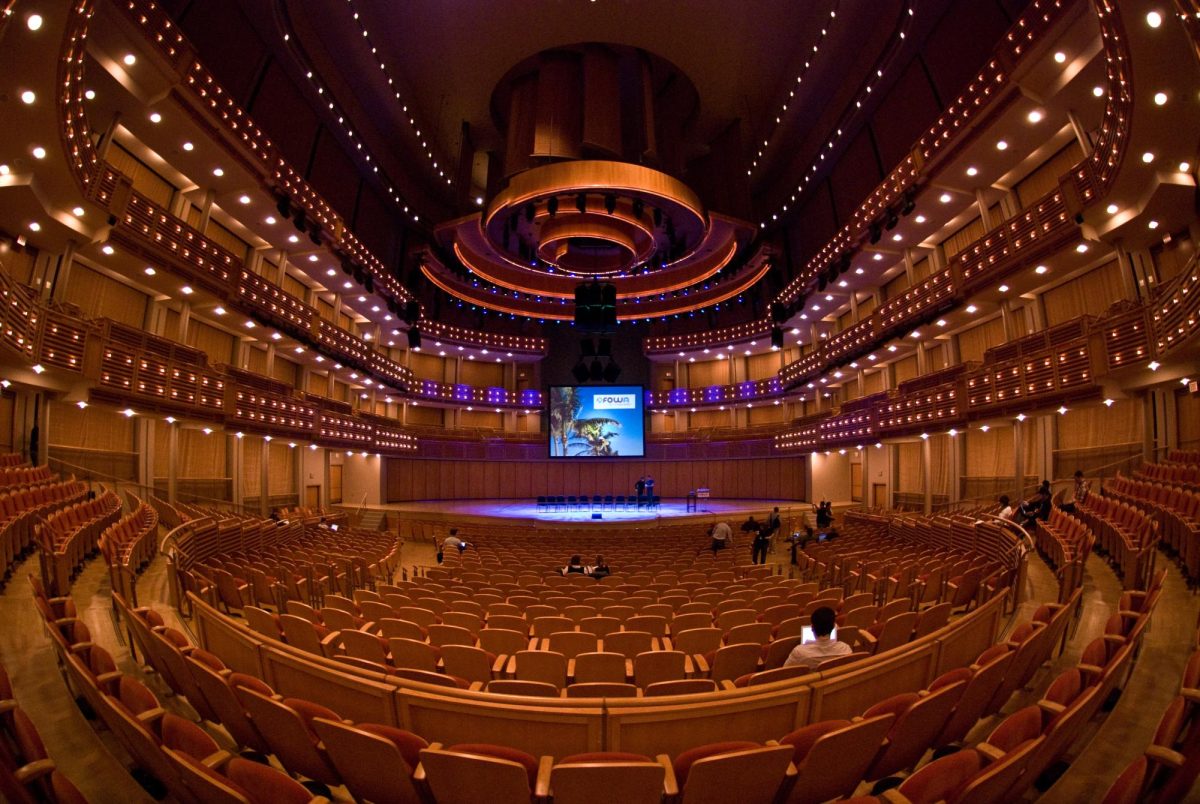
[672,740,760,787]
[225,757,318,804]
[561,751,654,763]
[447,743,540,787]
[359,722,429,768]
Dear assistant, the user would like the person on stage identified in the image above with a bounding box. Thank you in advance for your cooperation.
[645,475,655,505]
[635,476,646,505]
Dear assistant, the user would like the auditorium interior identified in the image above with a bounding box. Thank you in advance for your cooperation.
[2,0,1200,801]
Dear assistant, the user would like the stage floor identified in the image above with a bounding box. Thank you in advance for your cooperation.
[357,498,808,529]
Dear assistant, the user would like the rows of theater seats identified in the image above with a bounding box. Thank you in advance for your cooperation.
[1032,508,1097,596]
[1108,465,1200,585]
[92,581,1102,804]
[177,517,401,617]
[1,474,88,586]
[1103,597,1200,803]
[844,574,1163,803]
[34,489,122,595]
[0,657,89,803]
[1074,494,1159,590]
[97,492,161,603]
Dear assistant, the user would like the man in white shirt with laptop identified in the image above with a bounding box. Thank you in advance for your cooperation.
[784,606,853,670]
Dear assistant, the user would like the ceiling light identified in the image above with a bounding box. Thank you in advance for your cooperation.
[1181,162,1192,172]
[264,216,277,225]
[1015,413,1026,422]
[965,304,977,313]
[1053,51,1066,63]
[180,285,193,294]
[212,167,224,177]
[475,196,483,206]
[855,267,865,275]
[101,245,114,255]
[914,215,926,224]
[20,90,35,105]
[1034,265,1048,275]
[1076,243,1089,253]
[149,112,162,123]
[72,206,84,217]
[1154,92,1168,106]
[980,425,990,432]
[1103,398,1115,407]
[31,146,46,160]
[892,233,902,242]
[27,222,40,232]
[936,319,947,327]
[1057,406,1068,415]
[76,400,87,409]
[1141,152,1155,163]
[31,364,45,374]
[939,193,951,203]
[26,14,43,30]
[244,320,255,328]
[0,165,8,175]
[873,254,883,261]
[308,254,318,262]
[966,166,978,176]
[1148,220,1160,230]
[1027,110,1043,123]
[238,194,251,204]
[123,408,136,417]
[182,141,194,151]
[271,332,282,340]
[84,89,95,100]
[1106,203,1119,214]
[1092,86,1105,97]
[123,53,136,66]
[996,140,1009,151]
[164,416,176,424]
[1148,361,1160,371]
[999,284,1009,293]
[1146,10,1162,28]
[288,235,299,243]
[214,306,225,315]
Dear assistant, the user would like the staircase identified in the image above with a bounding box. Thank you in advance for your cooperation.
[357,510,387,531]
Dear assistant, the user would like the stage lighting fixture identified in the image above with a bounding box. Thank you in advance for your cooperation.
[275,196,292,218]
[406,328,422,349]
[771,327,784,349]
[632,199,644,219]
[868,223,882,244]
[363,275,374,293]
[576,193,587,214]
[837,253,852,273]
[603,360,622,382]
[572,360,590,383]
[547,196,558,217]
[771,302,788,323]
[404,300,420,323]
[900,191,916,216]
[604,193,617,214]
[589,358,604,381]
[524,203,535,222]
[884,208,899,230]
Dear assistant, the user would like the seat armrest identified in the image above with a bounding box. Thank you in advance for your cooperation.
[12,758,56,784]
[566,658,576,682]
[504,655,517,676]
[880,789,915,804]
[96,670,124,688]
[319,631,343,657]
[1145,745,1186,769]
[137,707,166,726]
[656,755,679,797]
[467,681,484,692]
[683,655,696,677]
[1076,663,1104,681]
[1037,700,1066,717]
[1179,687,1200,704]
[660,637,673,652]
[976,742,1005,763]
[719,680,737,691]
[492,654,509,674]
[691,654,710,675]
[68,641,95,655]
[201,750,235,770]
[534,755,554,798]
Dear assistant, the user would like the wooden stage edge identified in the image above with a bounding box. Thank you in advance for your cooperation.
[341,498,825,532]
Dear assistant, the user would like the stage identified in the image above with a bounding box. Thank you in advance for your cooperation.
[353,498,810,531]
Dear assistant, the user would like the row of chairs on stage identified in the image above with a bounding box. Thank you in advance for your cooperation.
[536,494,661,512]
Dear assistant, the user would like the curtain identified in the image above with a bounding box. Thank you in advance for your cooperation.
[957,316,1006,363]
[1043,261,1129,325]
[61,264,148,328]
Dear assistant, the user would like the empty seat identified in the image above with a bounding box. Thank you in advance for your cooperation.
[417,743,540,804]
[548,752,670,804]
[673,742,793,804]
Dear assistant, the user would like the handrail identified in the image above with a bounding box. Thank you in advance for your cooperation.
[46,456,258,514]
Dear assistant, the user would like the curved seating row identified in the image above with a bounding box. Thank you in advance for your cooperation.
[1,479,88,586]
[34,489,122,595]
[1075,493,1158,590]
[0,657,90,804]
[98,494,160,604]
[1107,472,1200,585]
[1033,508,1097,597]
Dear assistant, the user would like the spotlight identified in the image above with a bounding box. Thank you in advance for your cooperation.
[632,199,644,219]
[771,327,784,349]
[404,300,420,324]
[604,194,617,214]
[868,223,882,244]
[406,328,422,349]
[546,196,558,217]
[576,193,587,214]
[883,209,899,230]
[900,191,916,216]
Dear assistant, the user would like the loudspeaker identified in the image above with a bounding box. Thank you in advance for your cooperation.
[404,300,420,324]
[771,327,784,349]
[602,361,621,382]
[407,328,422,349]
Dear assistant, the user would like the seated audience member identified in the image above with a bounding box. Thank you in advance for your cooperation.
[589,555,611,578]
[997,495,1015,521]
[437,531,470,564]
[1061,470,1090,513]
[562,555,588,575]
[814,500,834,529]
[741,515,760,535]
[710,520,733,552]
[783,606,852,670]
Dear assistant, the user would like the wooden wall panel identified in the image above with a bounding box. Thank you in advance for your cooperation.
[383,457,808,501]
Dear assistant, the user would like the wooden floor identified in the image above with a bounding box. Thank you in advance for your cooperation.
[1,532,1195,802]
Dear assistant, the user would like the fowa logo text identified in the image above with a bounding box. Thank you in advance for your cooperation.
[593,393,636,410]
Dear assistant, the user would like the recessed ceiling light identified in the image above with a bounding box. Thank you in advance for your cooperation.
[27,222,40,232]
[31,146,46,160]
[838,280,848,288]
[1053,51,1066,63]
[1106,203,1119,214]
[873,254,883,261]
[308,254,318,262]
[0,165,8,175]
[939,193,952,203]
[1154,92,1168,105]
[101,245,114,255]
[214,307,226,315]
[123,53,136,66]
[1092,86,1105,98]
[271,332,282,340]
[20,90,35,105]
[1146,10,1162,28]
[1148,220,1159,230]
[84,89,95,100]
[475,196,484,205]
[326,268,336,277]
[1181,162,1192,172]
[1034,265,1048,275]
[824,294,833,301]
[966,166,978,176]
[149,112,162,123]
[288,235,299,243]
[180,285,193,294]
[892,233,902,242]
[1141,152,1155,163]
[936,319,947,327]
[1076,243,1089,253]
[26,14,43,30]
[182,141,194,151]
[244,320,255,328]
[265,216,276,225]
[1148,360,1160,370]
[966,304,977,313]
[72,206,85,217]
[238,195,251,204]
[999,284,1009,293]
[854,267,864,275]
[914,215,926,223]
[996,140,1009,151]
[1026,110,1043,123]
